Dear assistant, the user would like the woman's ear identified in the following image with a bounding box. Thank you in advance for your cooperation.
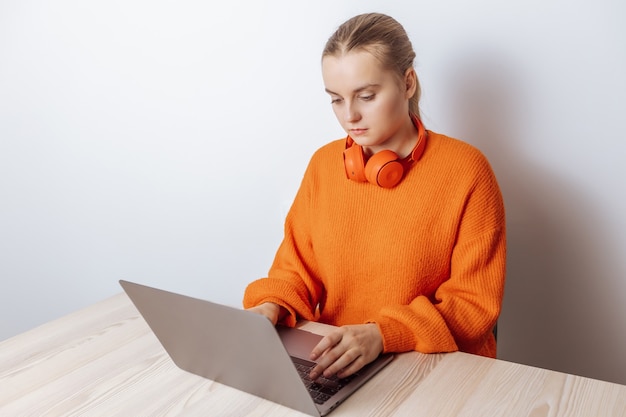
[404,68,417,99]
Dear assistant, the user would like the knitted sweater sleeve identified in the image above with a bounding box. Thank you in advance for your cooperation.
[372,153,506,356]
[242,161,322,327]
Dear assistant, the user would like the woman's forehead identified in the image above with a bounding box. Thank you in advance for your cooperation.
[322,51,394,93]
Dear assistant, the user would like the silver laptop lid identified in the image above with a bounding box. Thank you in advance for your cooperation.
[119,280,320,416]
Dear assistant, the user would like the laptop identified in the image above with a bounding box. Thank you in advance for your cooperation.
[119,280,393,416]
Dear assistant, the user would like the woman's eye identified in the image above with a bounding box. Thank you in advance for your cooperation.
[360,94,374,101]
[331,98,343,104]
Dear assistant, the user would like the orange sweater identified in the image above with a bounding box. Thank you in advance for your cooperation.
[243,130,506,357]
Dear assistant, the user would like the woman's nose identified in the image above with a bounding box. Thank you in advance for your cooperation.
[345,102,361,123]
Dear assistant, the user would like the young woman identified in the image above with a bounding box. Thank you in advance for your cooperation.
[244,12,506,381]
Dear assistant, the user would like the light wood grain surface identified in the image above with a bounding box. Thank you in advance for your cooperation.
[1,293,624,416]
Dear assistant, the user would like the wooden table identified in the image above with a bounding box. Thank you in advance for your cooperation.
[1,293,625,416]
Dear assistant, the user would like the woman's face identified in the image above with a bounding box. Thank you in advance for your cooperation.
[322,50,415,156]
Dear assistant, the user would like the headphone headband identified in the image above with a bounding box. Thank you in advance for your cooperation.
[343,114,427,188]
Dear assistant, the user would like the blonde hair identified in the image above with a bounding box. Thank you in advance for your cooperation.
[322,13,421,119]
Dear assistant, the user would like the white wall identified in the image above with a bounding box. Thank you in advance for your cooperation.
[1,0,625,385]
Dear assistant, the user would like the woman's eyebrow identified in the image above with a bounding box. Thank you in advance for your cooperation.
[325,84,381,96]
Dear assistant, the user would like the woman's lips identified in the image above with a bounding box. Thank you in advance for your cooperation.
[350,128,367,136]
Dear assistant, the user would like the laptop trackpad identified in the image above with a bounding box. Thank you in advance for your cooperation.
[277,326,324,360]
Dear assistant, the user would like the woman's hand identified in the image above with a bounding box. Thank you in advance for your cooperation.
[247,302,288,326]
[308,323,383,380]
[247,302,282,325]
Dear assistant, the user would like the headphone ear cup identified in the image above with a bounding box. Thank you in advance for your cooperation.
[365,150,404,188]
[343,144,368,182]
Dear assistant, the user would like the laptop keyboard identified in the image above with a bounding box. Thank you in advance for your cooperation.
[291,357,358,405]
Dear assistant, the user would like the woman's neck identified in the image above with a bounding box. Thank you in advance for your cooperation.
[362,115,419,158]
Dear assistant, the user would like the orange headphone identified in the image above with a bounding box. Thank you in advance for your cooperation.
[343,114,427,188]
